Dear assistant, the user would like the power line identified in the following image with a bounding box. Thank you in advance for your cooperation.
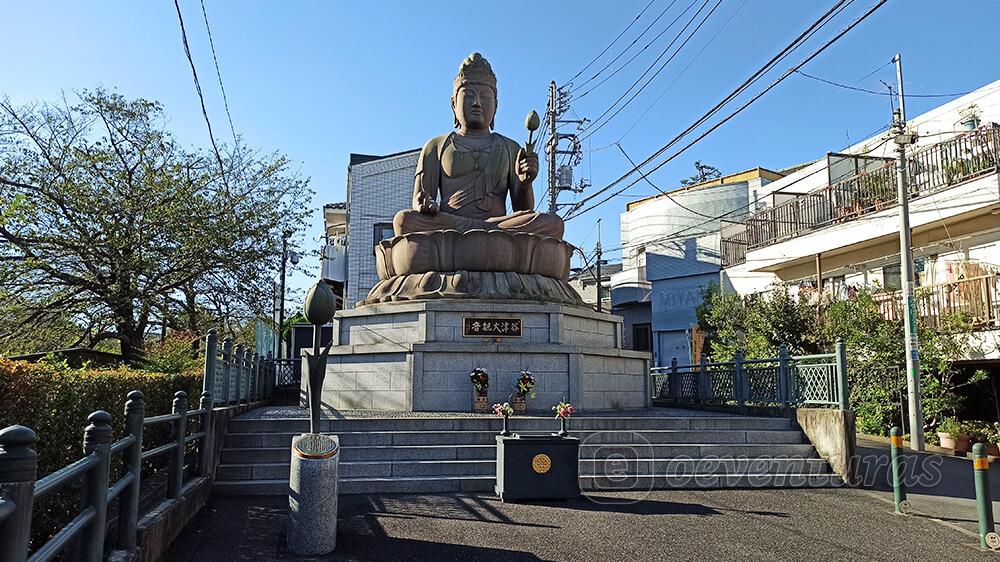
[594,0,750,151]
[794,69,975,98]
[579,0,717,136]
[615,142,719,219]
[567,0,854,215]
[565,0,658,86]
[570,0,686,95]
[566,0,883,221]
[200,0,238,146]
[172,0,229,189]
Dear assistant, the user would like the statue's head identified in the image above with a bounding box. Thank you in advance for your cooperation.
[452,52,497,131]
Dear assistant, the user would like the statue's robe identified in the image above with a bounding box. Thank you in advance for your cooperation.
[393,132,564,239]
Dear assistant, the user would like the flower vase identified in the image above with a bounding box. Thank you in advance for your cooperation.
[500,415,510,436]
[558,416,568,437]
[513,395,526,413]
[473,390,488,413]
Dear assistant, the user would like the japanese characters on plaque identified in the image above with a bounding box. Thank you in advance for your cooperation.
[462,317,523,338]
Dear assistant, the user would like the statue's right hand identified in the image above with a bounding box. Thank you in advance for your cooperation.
[418,200,439,215]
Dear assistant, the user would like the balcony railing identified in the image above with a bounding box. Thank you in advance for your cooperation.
[873,274,1000,329]
[722,127,1000,267]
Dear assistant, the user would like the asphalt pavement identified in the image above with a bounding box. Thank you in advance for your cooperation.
[163,488,997,561]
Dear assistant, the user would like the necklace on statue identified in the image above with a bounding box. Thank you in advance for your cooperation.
[453,135,492,171]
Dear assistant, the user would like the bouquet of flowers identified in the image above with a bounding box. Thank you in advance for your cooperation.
[470,368,489,393]
[514,370,536,398]
[553,401,575,419]
[493,402,513,417]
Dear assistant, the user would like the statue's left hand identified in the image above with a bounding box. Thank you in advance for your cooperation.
[516,148,539,184]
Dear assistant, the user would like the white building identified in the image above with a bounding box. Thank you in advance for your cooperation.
[722,79,1000,359]
[611,168,782,364]
[338,150,419,308]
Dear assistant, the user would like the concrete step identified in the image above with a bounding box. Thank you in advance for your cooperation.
[580,473,844,490]
[225,415,793,434]
[216,456,830,482]
[217,459,496,481]
[222,429,804,448]
[219,442,818,465]
[214,476,495,496]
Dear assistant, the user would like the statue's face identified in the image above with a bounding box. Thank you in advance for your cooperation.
[453,83,496,131]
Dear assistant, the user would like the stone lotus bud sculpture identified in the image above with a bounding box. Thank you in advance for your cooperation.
[525,109,540,152]
[303,281,336,434]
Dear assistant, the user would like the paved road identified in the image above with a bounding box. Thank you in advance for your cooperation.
[164,488,995,561]
[858,438,1000,536]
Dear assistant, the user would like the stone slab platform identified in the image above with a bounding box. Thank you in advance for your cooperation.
[306,300,651,412]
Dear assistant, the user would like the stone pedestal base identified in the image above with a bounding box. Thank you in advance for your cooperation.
[305,300,652,412]
[288,434,339,556]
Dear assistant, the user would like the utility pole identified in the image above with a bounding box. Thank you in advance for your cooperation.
[595,219,603,313]
[892,53,924,451]
[545,81,587,213]
[547,81,558,213]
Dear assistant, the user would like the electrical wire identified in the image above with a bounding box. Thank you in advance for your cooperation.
[794,69,976,98]
[566,0,886,221]
[200,0,238,146]
[579,0,725,143]
[565,0,659,86]
[615,142,719,219]
[571,0,688,96]
[593,0,750,152]
[173,0,229,190]
[566,0,854,215]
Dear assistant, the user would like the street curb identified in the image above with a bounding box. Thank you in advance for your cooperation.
[858,433,998,463]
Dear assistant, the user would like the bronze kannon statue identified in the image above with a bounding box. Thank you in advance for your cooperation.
[363,53,582,307]
[392,52,564,240]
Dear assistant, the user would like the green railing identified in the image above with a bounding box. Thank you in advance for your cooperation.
[0,330,276,562]
[650,340,849,410]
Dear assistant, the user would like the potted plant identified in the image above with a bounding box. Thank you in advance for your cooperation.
[937,418,961,450]
[512,370,536,412]
[955,421,973,453]
[959,103,981,131]
[552,401,575,437]
[989,423,1000,457]
[470,368,489,412]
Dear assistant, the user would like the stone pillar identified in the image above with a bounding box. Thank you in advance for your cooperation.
[288,434,339,555]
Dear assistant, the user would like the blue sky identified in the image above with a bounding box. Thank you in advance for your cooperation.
[6,0,1000,299]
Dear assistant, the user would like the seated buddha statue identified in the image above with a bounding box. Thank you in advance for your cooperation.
[392,52,564,240]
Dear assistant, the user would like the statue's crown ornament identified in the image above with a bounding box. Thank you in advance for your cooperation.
[454,52,497,96]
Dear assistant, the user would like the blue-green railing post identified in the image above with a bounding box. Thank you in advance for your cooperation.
[251,352,260,402]
[203,329,218,401]
[698,353,709,402]
[242,349,252,403]
[198,391,214,478]
[118,391,145,549]
[80,411,112,562]
[890,426,908,514]
[221,338,233,405]
[735,350,746,413]
[265,352,274,398]
[778,343,790,408]
[0,425,38,562]
[835,338,849,410]
[669,357,679,404]
[232,344,244,405]
[973,443,998,549]
[168,391,187,499]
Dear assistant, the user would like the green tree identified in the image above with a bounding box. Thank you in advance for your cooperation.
[0,89,310,362]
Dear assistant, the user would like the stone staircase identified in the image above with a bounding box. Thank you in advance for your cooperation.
[213,410,842,495]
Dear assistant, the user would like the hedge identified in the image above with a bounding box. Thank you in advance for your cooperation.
[0,358,203,547]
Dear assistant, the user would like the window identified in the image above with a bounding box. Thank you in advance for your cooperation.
[883,264,902,291]
[372,222,395,254]
[632,323,652,352]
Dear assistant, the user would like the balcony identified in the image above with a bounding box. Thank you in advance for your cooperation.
[873,274,1000,330]
[722,127,1000,267]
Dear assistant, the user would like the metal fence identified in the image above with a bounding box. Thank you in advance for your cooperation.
[874,274,1000,329]
[0,330,275,562]
[722,126,1000,266]
[650,340,849,410]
